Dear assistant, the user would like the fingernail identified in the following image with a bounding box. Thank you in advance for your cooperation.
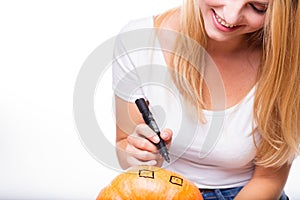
[153,135,160,143]
[149,160,157,166]
[161,131,168,139]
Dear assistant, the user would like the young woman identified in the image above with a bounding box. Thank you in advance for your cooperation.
[112,0,300,199]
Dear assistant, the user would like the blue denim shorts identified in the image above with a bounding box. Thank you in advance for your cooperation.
[199,187,289,200]
[200,187,243,200]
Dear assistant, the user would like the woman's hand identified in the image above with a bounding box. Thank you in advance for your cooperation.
[115,95,173,169]
[124,124,173,167]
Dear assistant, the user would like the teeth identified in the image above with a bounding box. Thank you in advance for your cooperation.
[214,12,236,28]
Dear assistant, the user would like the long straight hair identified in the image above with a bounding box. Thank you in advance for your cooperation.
[254,0,300,167]
[155,0,300,167]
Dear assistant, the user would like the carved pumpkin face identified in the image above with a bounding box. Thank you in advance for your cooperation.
[97,165,203,200]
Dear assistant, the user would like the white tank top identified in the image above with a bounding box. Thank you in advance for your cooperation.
[112,16,261,188]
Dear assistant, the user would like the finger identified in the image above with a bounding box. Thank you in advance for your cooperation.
[127,156,157,167]
[135,124,160,144]
[127,134,158,153]
[126,144,161,161]
[160,128,173,144]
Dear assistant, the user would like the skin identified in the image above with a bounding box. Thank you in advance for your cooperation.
[199,0,268,43]
[115,0,291,198]
[115,95,172,169]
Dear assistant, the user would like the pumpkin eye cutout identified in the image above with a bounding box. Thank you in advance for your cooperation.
[139,169,155,179]
[169,176,183,186]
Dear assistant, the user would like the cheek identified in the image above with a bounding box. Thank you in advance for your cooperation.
[248,16,266,30]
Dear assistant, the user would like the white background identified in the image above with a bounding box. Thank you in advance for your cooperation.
[0,0,299,199]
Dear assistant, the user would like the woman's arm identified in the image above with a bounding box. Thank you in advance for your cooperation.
[235,163,291,199]
[115,95,172,169]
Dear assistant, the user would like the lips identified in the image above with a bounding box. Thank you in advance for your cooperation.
[211,9,240,32]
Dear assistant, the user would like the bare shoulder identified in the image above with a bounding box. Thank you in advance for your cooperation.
[152,7,181,66]
[153,7,181,31]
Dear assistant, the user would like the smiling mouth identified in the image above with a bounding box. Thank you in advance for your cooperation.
[213,10,238,28]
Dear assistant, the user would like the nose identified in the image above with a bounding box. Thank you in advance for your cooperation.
[222,2,244,25]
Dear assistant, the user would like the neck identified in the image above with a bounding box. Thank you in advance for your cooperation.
[206,36,250,57]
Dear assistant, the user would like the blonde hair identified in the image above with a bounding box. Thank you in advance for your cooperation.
[155,0,300,167]
[254,0,300,167]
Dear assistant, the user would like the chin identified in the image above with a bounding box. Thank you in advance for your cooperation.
[206,33,233,42]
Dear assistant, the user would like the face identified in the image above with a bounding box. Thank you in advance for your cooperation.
[198,0,269,42]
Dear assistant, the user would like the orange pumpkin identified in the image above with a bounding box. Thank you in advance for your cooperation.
[97,165,203,200]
